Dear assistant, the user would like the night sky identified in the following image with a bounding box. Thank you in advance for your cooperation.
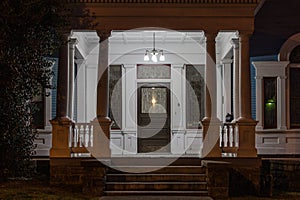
[250,0,300,57]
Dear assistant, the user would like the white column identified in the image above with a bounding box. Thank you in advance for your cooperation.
[216,64,223,121]
[172,64,184,130]
[255,76,263,130]
[231,38,240,120]
[123,64,137,154]
[75,58,87,122]
[221,59,233,121]
[68,38,78,120]
[278,76,287,130]
[124,64,136,131]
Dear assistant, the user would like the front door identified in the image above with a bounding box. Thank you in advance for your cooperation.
[137,84,170,153]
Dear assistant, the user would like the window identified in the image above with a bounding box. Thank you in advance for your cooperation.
[186,65,205,129]
[32,86,45,129]
[141,87,167,114]
[109,65,122,129]
[137,64,171,79]
[289,45,300,128]
[263,77,277,129]
[290,68,300,128]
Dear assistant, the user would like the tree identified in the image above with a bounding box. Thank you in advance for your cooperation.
[0,0,66,179]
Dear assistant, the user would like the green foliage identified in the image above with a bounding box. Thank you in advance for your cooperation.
[0,0,67,179]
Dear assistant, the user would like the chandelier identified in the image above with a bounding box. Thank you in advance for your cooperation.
[143,32,165,62]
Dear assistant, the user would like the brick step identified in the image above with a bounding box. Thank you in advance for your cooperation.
[106,173,206,182]
[105,181,207,191]
[109,158,202,166]
[107,166,206,174]
[105,190,209,196]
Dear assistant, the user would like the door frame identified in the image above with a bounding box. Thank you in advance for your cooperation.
[137,82,171,153]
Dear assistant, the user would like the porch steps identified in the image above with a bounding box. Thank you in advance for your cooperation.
[104,158,209,196]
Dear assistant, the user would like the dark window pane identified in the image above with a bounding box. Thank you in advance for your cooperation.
[32,101,44,129]
[109,65,122,129]
[290,68,300,127]
[263,77,277,129]
[186,65,205,129]
[290,45,300,63]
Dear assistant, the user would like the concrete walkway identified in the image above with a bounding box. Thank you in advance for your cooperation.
[99,196,213,200]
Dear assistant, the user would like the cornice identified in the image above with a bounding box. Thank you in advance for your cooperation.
[66,0,261,4]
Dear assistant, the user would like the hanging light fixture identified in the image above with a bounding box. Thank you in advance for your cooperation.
[144,32,165,62]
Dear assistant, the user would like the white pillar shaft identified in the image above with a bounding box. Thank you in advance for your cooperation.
[231,38,240,120]
[222,60,232,119]
[255,76,263,130]
[278,76,287,130]
[124,64,136,131]
[75,59,87,122]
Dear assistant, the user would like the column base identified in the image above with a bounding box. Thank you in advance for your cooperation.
[90,117,112,159]
[50,149,71,158]
[201,117,222,157]
[236,117,258,157]
[50,117,73,158]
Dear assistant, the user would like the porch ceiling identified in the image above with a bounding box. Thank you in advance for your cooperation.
[110,31,205,44]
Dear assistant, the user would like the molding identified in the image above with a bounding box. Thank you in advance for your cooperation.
[279,33,300,61]
[221,58,232,65]
[173,64,184,68]
[230,38,239,48]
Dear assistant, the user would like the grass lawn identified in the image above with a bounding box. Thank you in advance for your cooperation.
[0,179,299,200]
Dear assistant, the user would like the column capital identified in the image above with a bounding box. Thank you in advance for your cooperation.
[173,64,184,69]
[123,64,135,69]
[75,58,86,66]
[230,38,239,49]
[279,76,287,80]
[97,30,111,42]
[255,76,263,80]
[221,59,233,65]
[68,38,78,48]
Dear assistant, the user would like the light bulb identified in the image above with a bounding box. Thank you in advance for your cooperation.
[159,52,165,61]
[144,52,149,61]
[151,54,158,62]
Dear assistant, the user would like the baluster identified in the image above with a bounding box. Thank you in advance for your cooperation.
[77,125,81,147]
[83,124,87,147]
[232,124,236,147]
[90,125,93,147]
[221,124,225,148]
[235,125,239,147]
[226,124,230,147]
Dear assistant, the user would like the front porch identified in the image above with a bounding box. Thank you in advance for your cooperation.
[48,0,263,198]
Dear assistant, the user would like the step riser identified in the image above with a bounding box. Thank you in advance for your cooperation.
[105,192,209,196]
[106,183,207,191]
[106,175,206,182]
[104,163,208,196]
[107,167,206,174]
[109,158,202,166]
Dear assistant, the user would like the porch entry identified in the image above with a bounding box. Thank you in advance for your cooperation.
[137,83,171,153]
